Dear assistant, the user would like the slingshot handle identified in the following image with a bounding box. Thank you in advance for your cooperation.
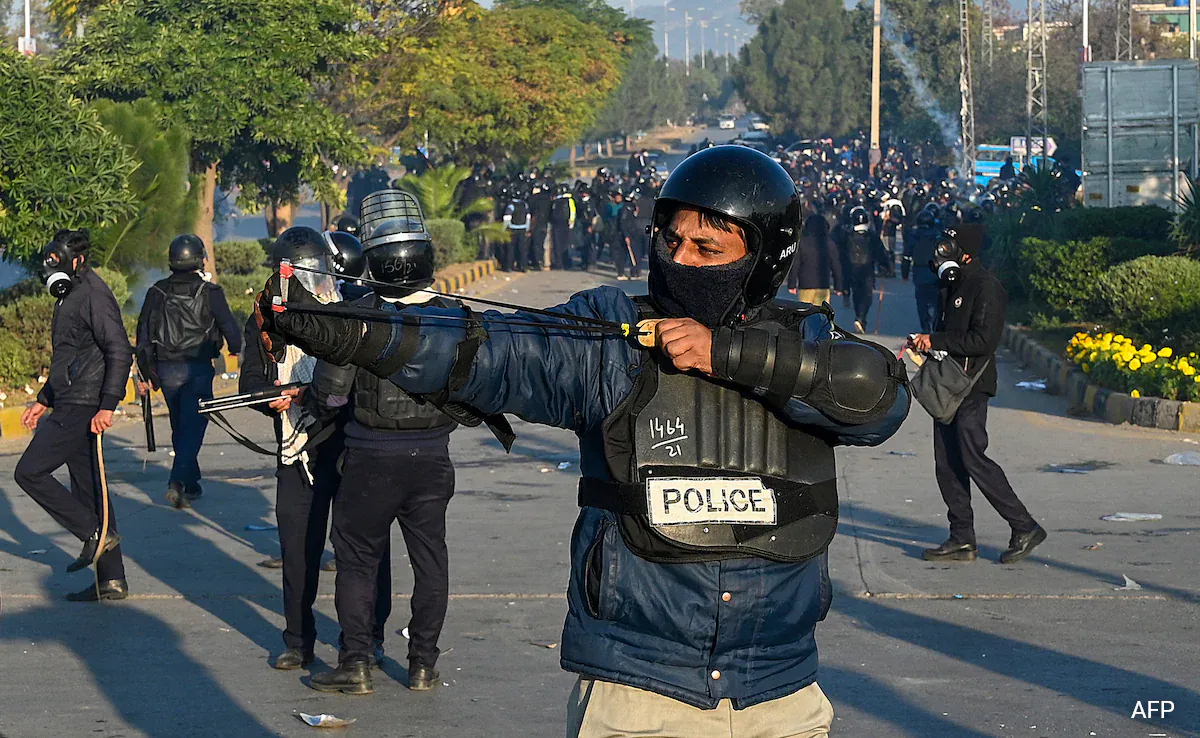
[636,319,664,349]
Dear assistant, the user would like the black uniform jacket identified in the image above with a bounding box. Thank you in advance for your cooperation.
[930,262,1006,397]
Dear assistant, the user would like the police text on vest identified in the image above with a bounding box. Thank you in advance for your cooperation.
[646,478,777,526]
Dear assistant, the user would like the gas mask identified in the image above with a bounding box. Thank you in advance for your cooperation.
[930,230,965,284]
[41,240,81,299]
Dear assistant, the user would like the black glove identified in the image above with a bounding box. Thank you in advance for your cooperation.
[255,272,365,365]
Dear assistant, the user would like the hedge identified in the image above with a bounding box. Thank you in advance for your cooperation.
[1098,256,1200,349]
[215,240,270,275]
[220,267,273,326]
[426,219,474,268]
[1056,205,1174,244]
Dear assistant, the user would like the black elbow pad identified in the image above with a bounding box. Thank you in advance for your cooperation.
[804,340,904,425]
[714,327,905,425]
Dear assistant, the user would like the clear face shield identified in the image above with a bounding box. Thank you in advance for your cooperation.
[292,253,340,304]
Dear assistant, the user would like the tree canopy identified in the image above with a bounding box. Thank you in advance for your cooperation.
[350,2,624,161]
[54,0,371,208]
[0,50,137,265]
[734,0,863,138]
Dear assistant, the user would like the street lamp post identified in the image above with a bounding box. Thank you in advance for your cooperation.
[685,12,691,75]
[18,0,36,55]
[663,1,672,59]
[869,0,882,175]
[700,20,708,70]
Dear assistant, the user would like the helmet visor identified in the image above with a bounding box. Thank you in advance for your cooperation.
[292,255,339,302]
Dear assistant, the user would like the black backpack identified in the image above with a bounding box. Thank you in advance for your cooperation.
[151,280,219,361]
[847,232,873,267]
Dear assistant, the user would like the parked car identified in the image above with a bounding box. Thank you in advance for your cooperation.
[718,114,737,130]
[748,117,770,132]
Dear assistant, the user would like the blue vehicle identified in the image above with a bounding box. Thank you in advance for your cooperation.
[975,143,1060,186]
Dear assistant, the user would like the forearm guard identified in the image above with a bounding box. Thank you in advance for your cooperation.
[711,326,907,425]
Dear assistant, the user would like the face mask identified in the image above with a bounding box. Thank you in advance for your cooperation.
[648,240,754,329]
[41,243,77,299]
[930,235,964,283]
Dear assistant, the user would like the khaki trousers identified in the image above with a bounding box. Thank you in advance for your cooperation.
[565,678,834,738]
[796,289,831,307]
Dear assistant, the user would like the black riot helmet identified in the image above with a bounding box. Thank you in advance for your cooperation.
[272,226,340,301]
[359,189,436,298]
[334,214,360,236]
[324,230,365,280]
[849,206,871,232]
[649,145,802,327]
[915,209,938,228]
[168,234,206,272]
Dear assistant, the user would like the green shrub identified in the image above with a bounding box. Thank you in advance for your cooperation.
[92,265,131,308]
[1021,237,1107,320]
[0,331,36,393]
[1099,256,1200,348]
[1057,206,1175,243]
[215,240,269,275]
[426,219,474,268]
[0,289,56,385]
[219,266,273,326]
[1104,236,1179,264]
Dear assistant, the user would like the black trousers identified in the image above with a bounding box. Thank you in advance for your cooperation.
[528,225,548,270]
[934,392,1037,544]
[158,360,214,492]
[614,237,641,278]
[275,455,390,651]
[331,443,454,667]
[848,266,876,325]
[914,283,939,334]
[510,231,529,272]
[14,404,125,581]
[551,223,574,270]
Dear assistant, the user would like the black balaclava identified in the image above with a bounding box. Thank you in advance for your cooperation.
[648,239,755,329]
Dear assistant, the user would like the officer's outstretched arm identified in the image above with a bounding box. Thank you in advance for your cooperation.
[711,313,910,447]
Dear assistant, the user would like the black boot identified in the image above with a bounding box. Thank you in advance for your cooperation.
[165,481,189,509]
[272,648,314,670]
[1000,525,1047,564]
[310,659,373,695]
[408,659,439,691]
[65,579,128,602]
[922,538,978,562]
[66,531,122,573]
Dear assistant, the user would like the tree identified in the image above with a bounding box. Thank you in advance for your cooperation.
[0,49,137,265]
[734,0,864,138]
[739,0,781,25]
[54,0,370,275]
[397,165,507,243]
[495,0,652,51]
[353,3,624,162]
[590,45,687,142]
[89,99,197,276]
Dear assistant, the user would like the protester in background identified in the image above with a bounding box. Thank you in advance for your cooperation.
[15,229,133,602]
[788,200,842,306]
[135,234,242,509]
[910,226,1047,564]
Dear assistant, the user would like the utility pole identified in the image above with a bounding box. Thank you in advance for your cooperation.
[982,0,995,70]
[18,0,36,55]
[685,12,692,76]
[869,0,882,175]
[700,20,708,70]
[960,0,977,182]
[1026,0,1049,171]
[1081,0,1091,63]
[663,1,671,59]
[1191,0,1197,60]
[725,31,731,73]
[1115,0,1133,61]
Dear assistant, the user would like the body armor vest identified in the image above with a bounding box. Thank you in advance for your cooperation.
[351,294,457,433]
[579,301,838,564]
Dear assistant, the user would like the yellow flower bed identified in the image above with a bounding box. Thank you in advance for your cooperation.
[1066,332,1200,402]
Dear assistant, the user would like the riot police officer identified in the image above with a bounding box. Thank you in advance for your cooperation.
[835,206,889,333]
[306,192,459,695]
[550,183,577,270]
[135,234,242,508]
[239,227,377,671]
[256,146,910,735]
[15,229,134,601]
[902,208,942,333]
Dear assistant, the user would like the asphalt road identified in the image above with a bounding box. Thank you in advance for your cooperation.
[0,266,1197,738]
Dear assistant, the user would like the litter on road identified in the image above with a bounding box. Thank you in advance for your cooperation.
[26,549,48,555]
[1015,380,1047,391]
[297,713,357,728]
[1163,451,1200,466]
[530,641,558,649]
[887,451,917,458]
[1114,575,1143,591]
[244,524,278,531]
[1100,512,1163,522]
[1084,542,1104,551]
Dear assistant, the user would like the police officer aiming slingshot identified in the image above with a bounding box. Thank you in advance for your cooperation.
[254,146,909,736]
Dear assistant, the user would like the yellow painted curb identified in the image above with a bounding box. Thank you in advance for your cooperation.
[0,405,26,439]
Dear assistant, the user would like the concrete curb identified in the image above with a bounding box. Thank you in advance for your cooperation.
[0,261,499,441]
[1001,325,1200,432]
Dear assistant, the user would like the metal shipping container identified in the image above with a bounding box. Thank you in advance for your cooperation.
[1081,60,1200,211]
